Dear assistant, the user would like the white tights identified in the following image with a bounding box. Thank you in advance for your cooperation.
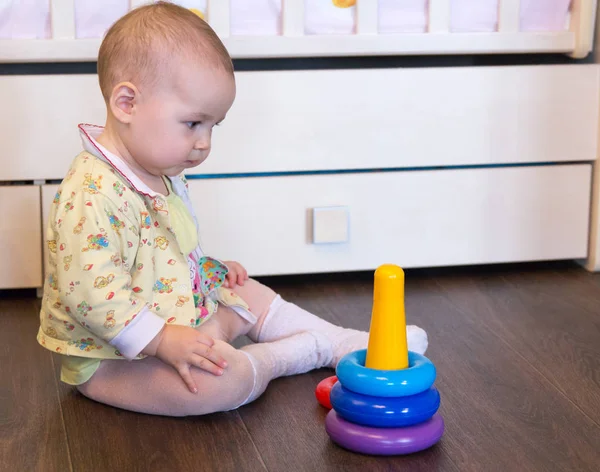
[77,279,428,416]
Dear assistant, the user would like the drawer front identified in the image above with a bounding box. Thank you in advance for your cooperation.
[1,65,598,180]
[188,165,591,276]
[0,186,43,288]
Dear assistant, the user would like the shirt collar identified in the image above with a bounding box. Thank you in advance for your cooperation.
[78,123,161,198]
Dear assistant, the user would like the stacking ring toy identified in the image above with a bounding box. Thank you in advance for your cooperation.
[326,410,445,456]
[336,349,436,397]
[318,265,445,456]
[330,382,440,428]
[315,375,338,409]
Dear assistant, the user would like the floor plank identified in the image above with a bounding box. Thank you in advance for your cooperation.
[430,264,600,425]
[0,297,71,472]
[405,273,600,472]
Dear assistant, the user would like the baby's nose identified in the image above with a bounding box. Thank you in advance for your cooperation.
[194,137,210,150]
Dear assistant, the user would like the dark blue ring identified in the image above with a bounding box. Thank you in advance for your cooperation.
[330,382,440,427]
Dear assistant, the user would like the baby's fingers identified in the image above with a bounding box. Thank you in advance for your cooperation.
[192,355,225,376]
[196,332,215,347]
[177,364,198,394]
[236,268,247,286]
[197,343,228,369]
[227,270,239,288]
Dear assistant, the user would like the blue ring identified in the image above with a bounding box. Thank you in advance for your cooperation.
[330,382,440,427]
[336,350,436,397]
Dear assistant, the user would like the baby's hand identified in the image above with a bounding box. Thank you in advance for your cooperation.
[152,325,228,393]
[223,260,248,288]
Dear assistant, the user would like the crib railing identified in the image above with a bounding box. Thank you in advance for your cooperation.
[0,0,597,63]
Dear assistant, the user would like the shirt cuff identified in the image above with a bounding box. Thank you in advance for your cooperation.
[110,307,165,360]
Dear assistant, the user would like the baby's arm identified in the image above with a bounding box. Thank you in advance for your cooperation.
[54,191,225,392]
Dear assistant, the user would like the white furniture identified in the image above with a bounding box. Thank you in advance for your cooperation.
[1,0,600,289]
[0,186,43,288]
[0,0,596,60]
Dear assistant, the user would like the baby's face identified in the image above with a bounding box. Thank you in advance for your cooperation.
[127,63,236,177]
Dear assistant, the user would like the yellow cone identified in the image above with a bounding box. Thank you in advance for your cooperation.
[365,264,409,370]
[332,0,356,7]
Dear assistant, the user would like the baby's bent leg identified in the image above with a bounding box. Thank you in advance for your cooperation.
[77,332,332,416]
[195,305,246,343]
[233,279,429,366]
[77,340,255,416]
[202,278,427,370]
[196,280,278,342]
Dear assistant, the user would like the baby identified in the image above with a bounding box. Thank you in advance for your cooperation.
[37,2,428,416]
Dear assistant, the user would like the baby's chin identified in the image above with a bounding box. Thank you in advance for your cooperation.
[164,169,186,177]
[163,161,199,176]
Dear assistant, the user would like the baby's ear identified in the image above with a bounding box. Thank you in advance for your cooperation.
[109,82,138,124]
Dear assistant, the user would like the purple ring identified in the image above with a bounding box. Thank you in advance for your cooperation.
[325,410,444,456]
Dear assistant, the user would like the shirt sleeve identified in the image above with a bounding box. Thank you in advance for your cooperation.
[53,190,164,360]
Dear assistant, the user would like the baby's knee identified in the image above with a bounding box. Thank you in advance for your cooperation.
[184,340,255,415]
[74,342,258,417]
[233,278,277,319]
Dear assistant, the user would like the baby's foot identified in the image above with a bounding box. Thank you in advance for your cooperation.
[328,325,429,368]
[407,325,428,355]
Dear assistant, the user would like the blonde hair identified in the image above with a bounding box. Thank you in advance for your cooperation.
[97,1,233,101]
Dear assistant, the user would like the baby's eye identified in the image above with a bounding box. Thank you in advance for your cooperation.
[186,121,201,129]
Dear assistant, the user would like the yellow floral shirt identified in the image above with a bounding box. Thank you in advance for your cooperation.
[37,124,250,362]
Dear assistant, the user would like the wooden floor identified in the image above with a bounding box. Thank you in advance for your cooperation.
[1,262,600,472]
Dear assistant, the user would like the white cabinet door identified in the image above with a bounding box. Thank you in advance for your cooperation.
[0,186,43,288]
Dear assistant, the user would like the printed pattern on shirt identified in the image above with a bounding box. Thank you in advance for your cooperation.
[37,151,249,360]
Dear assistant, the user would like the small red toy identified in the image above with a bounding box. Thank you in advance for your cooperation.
[315,375,338,410]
